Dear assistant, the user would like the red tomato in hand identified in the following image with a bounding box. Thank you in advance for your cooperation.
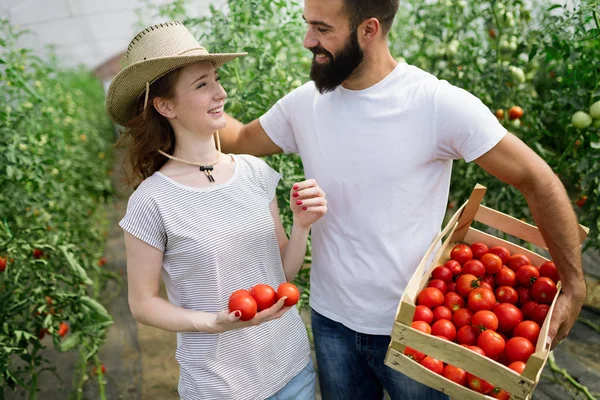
[453,307,474,329]
[495,286,518,305]
[495,267,517,287]
[478,329,505,358]
[432,266,453,283]
[443,365,467,386]
[516,287,531,306]
[467,373,494,394]
[505,337,535,363]
[468,288,496,312]
[488,246,511,264]
[493,303,524,332]
[470,242,489,260]
[432,306,453,322]
[412,320,432,334]
[531,304,550,326]
[417,287,445,308]
[413,305,434,324]
[516,265,540,288]
[404,346,426,362]
[472,310,499,332]
[444,292,465,313]
[508,361,526,374]
[431,319,457,341]
[427,279,448,294]
[451,244,473,266]
[444,260,462,276]
[531,277,557,304]
[456,274,480,298]
[506,254,532,273]
[277,282,301,306]
[463,259,486,277]
[481,253,503,275]
[539,261,560,283]
[457,325,479,345]
[521,300,540,319]
[421,356,444,375]
[513,321,541,346]
[228,293,258,321]
[250,284,278,311]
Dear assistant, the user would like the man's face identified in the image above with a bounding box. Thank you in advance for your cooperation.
[303,0,364,93]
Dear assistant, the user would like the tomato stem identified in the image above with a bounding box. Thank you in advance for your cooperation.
[547,351,596,400]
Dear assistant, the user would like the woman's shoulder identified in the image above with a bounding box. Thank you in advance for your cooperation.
[233,154,271,170]
[127,174,164,203]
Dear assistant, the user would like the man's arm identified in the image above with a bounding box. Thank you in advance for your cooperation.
[475,132,586,349]
[220,114,283,156]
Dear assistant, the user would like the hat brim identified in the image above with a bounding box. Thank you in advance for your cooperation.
[106,52,246,126]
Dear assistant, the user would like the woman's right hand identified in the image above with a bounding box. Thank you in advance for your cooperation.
[207,296,291,333]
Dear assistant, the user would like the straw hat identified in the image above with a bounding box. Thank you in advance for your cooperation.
[105,21,246,126]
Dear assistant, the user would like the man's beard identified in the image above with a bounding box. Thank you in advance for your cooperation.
[309,30,364,94]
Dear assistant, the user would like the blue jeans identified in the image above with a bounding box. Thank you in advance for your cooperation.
[311,308,448,400]
[267,357,317,400]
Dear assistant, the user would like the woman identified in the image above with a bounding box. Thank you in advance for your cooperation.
[105,21,326,400]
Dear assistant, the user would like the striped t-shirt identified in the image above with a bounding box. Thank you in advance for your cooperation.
[119,154,311,400]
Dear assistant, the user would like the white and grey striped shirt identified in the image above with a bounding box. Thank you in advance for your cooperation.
[120,154,311,400]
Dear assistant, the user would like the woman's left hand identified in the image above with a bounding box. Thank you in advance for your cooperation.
[290,179,327,229]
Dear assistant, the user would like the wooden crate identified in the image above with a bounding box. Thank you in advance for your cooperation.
[384,184,589,400]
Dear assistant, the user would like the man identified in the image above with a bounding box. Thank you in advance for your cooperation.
[220,0,586,398]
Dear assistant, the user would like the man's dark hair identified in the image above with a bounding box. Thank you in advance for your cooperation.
[342,0,400,34]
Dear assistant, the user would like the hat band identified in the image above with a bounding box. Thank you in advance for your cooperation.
[177,47,208,56]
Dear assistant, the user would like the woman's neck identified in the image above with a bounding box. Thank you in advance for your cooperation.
[171,130,220,164]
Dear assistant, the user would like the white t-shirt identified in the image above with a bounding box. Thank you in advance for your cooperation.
[259,63,506,335]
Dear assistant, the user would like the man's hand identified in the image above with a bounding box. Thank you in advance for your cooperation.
[547,291,585,349]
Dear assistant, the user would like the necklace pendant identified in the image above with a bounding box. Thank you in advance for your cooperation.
[199,166,215,183]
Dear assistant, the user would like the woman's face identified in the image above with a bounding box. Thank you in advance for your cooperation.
[169,61,227,134]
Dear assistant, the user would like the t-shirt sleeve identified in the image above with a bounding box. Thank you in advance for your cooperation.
[252,157,282,201]
[435,81,507,162]
[119,189,167,252]
[259,89,300,154]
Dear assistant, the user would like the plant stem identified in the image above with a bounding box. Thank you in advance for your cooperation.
[28,346,39,400]
[547,351,597,400]
[93,355,106,400]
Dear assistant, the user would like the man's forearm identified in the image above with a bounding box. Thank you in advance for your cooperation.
[220,113,245,154]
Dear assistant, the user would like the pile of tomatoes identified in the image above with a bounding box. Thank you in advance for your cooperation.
[228,282,300,321]
[406,242,560,398]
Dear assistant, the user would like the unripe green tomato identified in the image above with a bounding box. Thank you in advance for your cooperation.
[572,111,592,129]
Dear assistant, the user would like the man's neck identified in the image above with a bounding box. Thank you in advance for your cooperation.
[341,48,398,91]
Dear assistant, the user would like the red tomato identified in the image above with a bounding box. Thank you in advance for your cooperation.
[58,322,69,337]
[470,242,489,260]
[250,284,278,311]
[33,249,44,259]
[516,287,531,306]
[508,361,526,374]
[509,106,524,120]
[468,288,496,312]
[467,373,494,394]
[447,282,457,293]
[516,265,540,288]
[453,308,474,329]
[495,267,517,287]
[444,260,462,276]
[521,300,540,319]
[420,356,444,375]
[277,282,301,306]
[481,253,503,275]
[481,275,496,289]
[404,347,426,362]
[493,303,524,332]
[432,266,453,283]
[427,279,448,294]
[92,365,106,375]
[457,325,479,345]
[0,256,6,272]
[411,320,432,334]
[433,306,453,322]
[478,329,505,358]
[531,277,557,304]
[472,310,499,332]
[431,319,457,341]
[413,305,434,324]
[451,244,473,266]
[531,304,550,326]
[464,345,486,356]
[228,293,258,321]
[495,286,518,305]
[417,287,445,308]
[444,292,465,313]
[490,388,511,400]
[506,254,532,273]
[479,282,494,292]
[539,261,560,283]
[463,259,486,277]
[488,246,511,264]
[434,335,450,341]
[443,365,467,386]
[230,289,249,298]
[505,337,535,363]
[513,321,541,346]
[456,274,480,298]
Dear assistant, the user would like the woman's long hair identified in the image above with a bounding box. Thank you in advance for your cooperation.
[117,69,182,188]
